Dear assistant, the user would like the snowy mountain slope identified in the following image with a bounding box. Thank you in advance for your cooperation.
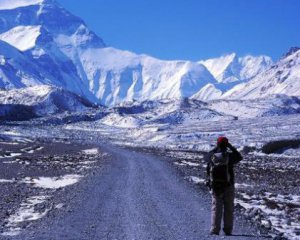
[0,32,90,101]
[0,0,218,105]
[224,47,300,99]
[73,47,217,105]
[0,0,43,10]
[208,95,300,118]
[0,85,95,120]
[0,0,104,102]
[0,34,98,103]
[52,34,217,105]
[0,25,41,51]
[199,53,273,84]
[51,16,218,105]
[0,39,46,89]
[199,53,237,83]
[239,55,272,81]
[191,83,222,101]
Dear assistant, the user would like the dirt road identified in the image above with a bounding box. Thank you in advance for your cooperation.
[14,144,262,240]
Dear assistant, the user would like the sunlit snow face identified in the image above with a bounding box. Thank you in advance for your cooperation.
[0,0,44,10]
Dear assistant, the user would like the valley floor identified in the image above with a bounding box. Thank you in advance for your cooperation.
[0,131,264,240]
[0,114,299,239]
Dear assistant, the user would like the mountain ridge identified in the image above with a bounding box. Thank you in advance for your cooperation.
[0,0,298,108]
[199,53,273,84]
[223,47,300,99]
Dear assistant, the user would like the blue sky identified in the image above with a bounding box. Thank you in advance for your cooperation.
[57,0,300,61]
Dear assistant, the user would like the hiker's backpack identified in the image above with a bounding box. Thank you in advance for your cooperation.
[209,152,231,188]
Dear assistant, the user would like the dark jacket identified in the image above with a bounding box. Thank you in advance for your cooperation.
[205,145,242,187]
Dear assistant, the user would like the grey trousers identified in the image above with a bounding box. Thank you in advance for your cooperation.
[210,185,235,234]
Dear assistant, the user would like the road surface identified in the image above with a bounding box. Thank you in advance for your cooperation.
[15,144,263,240]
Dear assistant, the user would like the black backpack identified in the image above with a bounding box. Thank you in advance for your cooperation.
[209,152,231,188]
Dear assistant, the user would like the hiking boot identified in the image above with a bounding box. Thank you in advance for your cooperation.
[224,232,232,236]
[210,231,219,235]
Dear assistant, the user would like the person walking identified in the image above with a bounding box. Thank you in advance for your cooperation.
[205,137,242,236]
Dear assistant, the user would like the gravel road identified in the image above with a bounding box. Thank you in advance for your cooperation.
[13,144,263,240]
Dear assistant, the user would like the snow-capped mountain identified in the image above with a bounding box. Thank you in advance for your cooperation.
[224,47,300,99]
[190,52,273,101]
[0,0,297,112]
[0,0,219,106]
[0,39,46,89]
[0,85,95,120]
[199,53,273,85]
[0,0,104,103]
[67,47,218,105]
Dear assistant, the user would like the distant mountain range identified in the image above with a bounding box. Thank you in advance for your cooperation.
[0,0,299,110]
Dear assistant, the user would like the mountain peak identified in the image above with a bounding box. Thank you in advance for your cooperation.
[224,52,237,60]
[199,53,237,81]
[283,47,300,58]
[199,52,273,84]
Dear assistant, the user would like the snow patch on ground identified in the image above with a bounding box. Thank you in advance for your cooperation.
[236,192,300,240]
[281,146,300,156]
[2,195,49,237]
[174,160,200,167]
[101,113,140,128]
[82,148,99,155]
[0,152,22,158]
[21,146,44,154]
[235,183,253,189]
[148,134,167,142]
[22,175,82,189]
[0,134,32,143]
[0,179,15,183]
[250,151,300,160]
[185,176,206,184]
[3,131,21,136]
[0,142,19,145]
